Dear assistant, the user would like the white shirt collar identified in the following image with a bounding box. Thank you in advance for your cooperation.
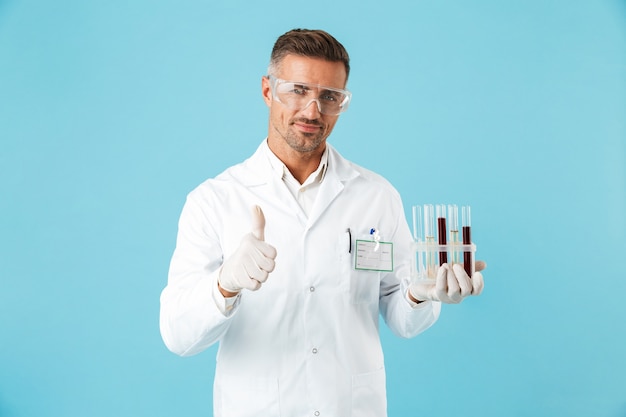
[263,139,328,186]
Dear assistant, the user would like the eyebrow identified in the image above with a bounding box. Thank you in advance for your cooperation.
[292,83,311,90]
[288,81,343,91]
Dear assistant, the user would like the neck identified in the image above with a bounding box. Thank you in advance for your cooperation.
[267,139,325,184]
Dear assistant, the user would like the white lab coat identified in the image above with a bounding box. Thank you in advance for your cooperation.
[160,140,441,417]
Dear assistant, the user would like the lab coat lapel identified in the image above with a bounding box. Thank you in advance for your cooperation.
[268,175,308,225]
[306,144,359,229]
[238,141,308,225]
[306,174,343,229]
[237,141,359,229]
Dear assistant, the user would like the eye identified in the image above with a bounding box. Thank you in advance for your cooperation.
[320,91,342,102]
[291,85,309,96]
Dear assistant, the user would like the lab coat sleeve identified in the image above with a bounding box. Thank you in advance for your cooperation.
[159,190,236,357]
[380,281,441,339]
[379,199,441,338]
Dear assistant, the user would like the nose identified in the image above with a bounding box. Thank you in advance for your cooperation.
[300,98,322,118]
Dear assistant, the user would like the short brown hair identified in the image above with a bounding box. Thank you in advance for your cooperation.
[268,29,350,80]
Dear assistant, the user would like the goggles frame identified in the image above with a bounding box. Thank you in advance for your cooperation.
[268,75,352,116]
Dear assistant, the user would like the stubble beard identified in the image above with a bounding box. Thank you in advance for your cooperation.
[275,119,327,154]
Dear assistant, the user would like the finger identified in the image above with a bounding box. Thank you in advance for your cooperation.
[445,265,462,303]
[242,278,262,291]
[247,235,277,270]
[434,264,449,302]
[242,257,268,285]
[471,271,484,295]
[452,263,472,297]
[244,233,277,260]
[251,205,266,241]
[249,266,270,283]
[251,247,276,274]
[458,260,485,276]
[475,260,487,272]
[410,277,437,302]
[260,254,276,273]
[255,240,277,260]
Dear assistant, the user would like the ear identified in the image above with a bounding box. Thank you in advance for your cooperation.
[261,76,272,107]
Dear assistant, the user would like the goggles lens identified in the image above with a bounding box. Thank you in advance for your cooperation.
[269,76,351,116]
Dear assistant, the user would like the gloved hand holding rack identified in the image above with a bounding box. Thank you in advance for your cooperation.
[409,204,484,304]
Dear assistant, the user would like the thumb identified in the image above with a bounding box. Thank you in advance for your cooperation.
[251,205,266,241]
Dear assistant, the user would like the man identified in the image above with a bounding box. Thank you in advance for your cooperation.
[160,28,484,417]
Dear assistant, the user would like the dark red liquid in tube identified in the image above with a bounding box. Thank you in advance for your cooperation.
[438,217,447,265]
[462,226,472,277]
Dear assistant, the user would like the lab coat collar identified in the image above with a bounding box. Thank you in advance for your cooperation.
[239,139,360,187]
[234,139,360,228]
[263,140,329,186]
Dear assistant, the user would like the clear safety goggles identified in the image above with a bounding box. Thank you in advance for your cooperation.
[268,76,352,116]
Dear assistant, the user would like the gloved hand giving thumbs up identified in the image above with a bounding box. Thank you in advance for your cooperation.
[218,205,277,295]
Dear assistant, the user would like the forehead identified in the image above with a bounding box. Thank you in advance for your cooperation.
[277,54,347,89]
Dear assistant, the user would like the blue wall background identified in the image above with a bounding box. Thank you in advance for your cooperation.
[1,1,625,416]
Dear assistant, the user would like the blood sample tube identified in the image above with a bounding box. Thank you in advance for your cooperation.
[436,204,447,266]
[462,205,472,277]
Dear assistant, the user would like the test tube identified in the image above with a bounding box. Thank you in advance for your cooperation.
[436,204,447,266]
[412,205,425,278]
[462,205,472,277]
[423,204,436,277]
[412,205,423,242]
[448,204,459,264]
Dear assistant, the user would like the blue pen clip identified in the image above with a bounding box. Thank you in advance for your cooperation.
[370,228,380,251]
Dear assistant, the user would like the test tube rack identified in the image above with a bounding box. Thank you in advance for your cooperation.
[411,204,476,281]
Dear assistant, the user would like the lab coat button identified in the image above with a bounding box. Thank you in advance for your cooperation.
[314,411,320,416]
[312,348,318,354]
[309,286,315,292]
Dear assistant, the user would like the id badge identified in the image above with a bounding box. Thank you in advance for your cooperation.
[354,239,394,272]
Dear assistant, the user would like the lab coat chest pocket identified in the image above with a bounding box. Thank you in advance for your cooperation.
[338,233,380,304]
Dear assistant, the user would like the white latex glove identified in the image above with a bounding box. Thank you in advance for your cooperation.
[218,205,277,293]
[409,262,485,304]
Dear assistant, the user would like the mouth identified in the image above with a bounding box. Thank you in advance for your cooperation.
[291,119,323,134]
